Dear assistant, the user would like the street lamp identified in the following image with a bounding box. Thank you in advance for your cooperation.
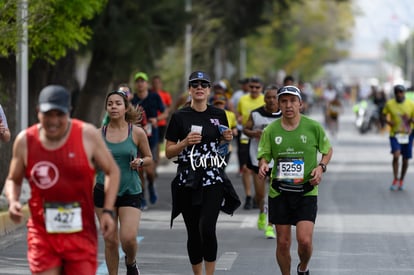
[16,0,28,132]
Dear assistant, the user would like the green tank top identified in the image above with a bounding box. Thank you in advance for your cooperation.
[96,124,142,196]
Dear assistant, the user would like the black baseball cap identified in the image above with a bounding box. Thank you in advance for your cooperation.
[189,71,211,83]
[249,76,263,84]
[238,78,249,84]
[394,84,406,93]
[38,85,71,114]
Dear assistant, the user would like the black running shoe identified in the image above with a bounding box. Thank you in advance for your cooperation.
[243,196,252,210]
[297,263,309,275]
[125,256,140,275]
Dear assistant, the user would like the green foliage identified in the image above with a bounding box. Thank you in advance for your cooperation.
[0,0,355,109]
[0,0,106,64]
[84,0,188,79]
[153,0,353,90]
[164,0,276,79]
[245,0,353,82]
[0,0,18,57]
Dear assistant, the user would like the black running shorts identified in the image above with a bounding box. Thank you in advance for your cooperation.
[268,194,317,225]
[93,184,143,209]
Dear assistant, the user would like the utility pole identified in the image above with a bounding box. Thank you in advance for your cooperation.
[16,0,28,132]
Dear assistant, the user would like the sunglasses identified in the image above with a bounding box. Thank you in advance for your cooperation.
[278,86,301,94]
[107,90,127,99]
[190,81,210,89]
[250,85,261,89]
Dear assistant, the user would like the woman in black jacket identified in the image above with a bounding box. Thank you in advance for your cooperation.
[165,71,239,275]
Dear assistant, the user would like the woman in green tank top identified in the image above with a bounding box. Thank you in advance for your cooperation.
[94,88,152,275]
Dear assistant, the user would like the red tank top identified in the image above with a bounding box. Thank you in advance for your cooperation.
[25,119,96,238]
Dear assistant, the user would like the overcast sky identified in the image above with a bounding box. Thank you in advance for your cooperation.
[351,0,414,58]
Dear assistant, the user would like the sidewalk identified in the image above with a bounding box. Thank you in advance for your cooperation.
[0,180,31,236]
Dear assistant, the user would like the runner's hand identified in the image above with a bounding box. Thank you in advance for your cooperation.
[8,201,23,224]
[100,214,116,240]
[258,164,269,180]
[309,166,323,185]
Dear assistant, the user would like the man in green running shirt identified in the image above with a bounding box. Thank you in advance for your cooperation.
[258,85,333,275]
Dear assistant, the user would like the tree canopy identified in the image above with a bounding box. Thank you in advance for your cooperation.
[0,0,356,191]
[0,0,357,122]
[0,0,105,63]
[246,0,354,82]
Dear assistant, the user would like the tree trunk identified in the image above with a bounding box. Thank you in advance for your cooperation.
[30,52,79,124]
[72,49,116,126]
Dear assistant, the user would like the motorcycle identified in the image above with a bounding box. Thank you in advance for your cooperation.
[353,100,379,134]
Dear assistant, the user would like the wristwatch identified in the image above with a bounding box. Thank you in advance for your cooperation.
[102,209,115,219]
[138,158,144,167]
[318,163,327,173]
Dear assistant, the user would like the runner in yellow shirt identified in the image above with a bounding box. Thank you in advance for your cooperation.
[236,77,265,209]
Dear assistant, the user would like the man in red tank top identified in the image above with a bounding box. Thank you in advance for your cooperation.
[4,85,120,275]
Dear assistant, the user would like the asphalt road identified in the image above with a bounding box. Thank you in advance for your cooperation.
[1,106,414,275]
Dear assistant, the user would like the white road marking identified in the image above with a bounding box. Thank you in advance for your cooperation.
[216,252,239,271]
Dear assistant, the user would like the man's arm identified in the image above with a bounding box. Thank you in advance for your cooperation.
[85,125,119,210]
[156,109,169,123]
[319,147,333,167]
[243,113,261,139]
[154,93,168,123]
[4,131,27,223]
[258,158,270,180]
[310,147,333,185]
[242,114,254,137]
[83,124,120,238]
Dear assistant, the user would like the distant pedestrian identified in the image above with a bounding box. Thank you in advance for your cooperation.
[4,85,120,275]
[236,77,265,209]
[282,75,295,86]
[258,85,333,275]
[230,77,250,114]
[151,75,173,164]
[325,94,343,138]
[165,71,240,275]
[132,72,167,208]
[243,85,281,239]
[322,83,337,126]
[381,84,414,191]
[0,104,10,142]
[230,77,250,177]
[372,89,387,132]
[94,89,153,275]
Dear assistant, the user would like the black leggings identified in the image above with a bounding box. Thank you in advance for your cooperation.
[179,184,224,265]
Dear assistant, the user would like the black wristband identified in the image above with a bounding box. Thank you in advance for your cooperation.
[102,208,115,219]
[318,163,327,173]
